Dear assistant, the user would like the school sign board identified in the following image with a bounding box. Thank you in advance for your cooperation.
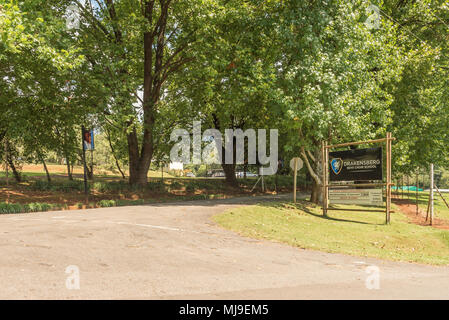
[329,188,383,206]
[322,133,394,224]
[329,147,382,182]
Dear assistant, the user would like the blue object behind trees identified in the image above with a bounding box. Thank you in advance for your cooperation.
[392,186,423,191]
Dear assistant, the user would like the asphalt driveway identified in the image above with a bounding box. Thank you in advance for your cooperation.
[1,194,448,299]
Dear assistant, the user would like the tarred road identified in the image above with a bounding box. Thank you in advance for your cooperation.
[1,194,448,299]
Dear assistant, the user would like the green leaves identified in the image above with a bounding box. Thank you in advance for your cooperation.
[0,0,447,181]
[274,1,402,151]
[0,1,87,169]
[383,0,449,173]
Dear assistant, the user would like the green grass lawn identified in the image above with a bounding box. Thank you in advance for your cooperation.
[0,171,47,177]
[214,201,449,265]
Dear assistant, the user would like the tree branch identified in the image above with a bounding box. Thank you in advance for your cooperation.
[301,147,321,185]
[73,0,112,40]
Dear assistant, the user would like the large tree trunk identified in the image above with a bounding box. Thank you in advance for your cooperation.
[301,146,323,204]
[126,1,166,186]
[222,163,238,187]
[128,163,150,185]
[127,136,142,185]
[104,0,149,185]
[127,125,153,186]
[219,138,239,187]
[212,113,240,188]
[102,0,190,186]
[310,180,322,204]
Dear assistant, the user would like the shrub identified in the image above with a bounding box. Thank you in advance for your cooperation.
[92,181,129,193]
[28,202,52,212]
[170,181,183,189]
[0,203,23,213]
[185,183,196,192]
[147,181,165,192]
[32,179,51,191]
[0,202,53,214]
[115,199,145,206]
[97,199,116,207]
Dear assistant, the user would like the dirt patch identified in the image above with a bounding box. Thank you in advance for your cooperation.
[21,164,87,175]
[0,166,297,211]
[394,198,449,230]
[18,164,174,178]
[0,186,128,207]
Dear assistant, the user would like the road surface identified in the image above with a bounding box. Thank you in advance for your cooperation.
[0,194,448,299]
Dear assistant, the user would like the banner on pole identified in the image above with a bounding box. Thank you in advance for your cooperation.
[82,128,94,150]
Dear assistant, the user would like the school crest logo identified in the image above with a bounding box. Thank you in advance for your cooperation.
[330,158,343,175]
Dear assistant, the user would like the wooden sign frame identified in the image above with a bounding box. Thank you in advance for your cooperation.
[321,132,395,224]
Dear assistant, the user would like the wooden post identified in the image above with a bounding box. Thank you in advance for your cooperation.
[416,170,419,215]
[293,158,298,203]
[397,178,400,199]
[430,163,434,226]
[434,184,449,210]
[325,142,328,214]
[401,176,404,199]
[325,141,329,215]
[386,132,391,224]
[388,132,393,223]
[407,175,410,200]
[322,140,328,216]
[4,140,9,204]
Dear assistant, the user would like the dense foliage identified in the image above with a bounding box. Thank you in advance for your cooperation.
[0,0,448,201]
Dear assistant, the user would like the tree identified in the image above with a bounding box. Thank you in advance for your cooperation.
[383,0,449,176]
[172,0,281,186]
[0,1,85,181]
[273,0,404,203]
[69,0,216,185]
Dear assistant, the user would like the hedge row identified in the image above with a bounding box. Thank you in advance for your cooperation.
[0,193,228,214]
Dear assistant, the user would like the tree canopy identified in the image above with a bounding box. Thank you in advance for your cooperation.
[0,0,448,200]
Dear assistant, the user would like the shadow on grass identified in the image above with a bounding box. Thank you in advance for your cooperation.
[258,201,384,226]
[392,191,449,207]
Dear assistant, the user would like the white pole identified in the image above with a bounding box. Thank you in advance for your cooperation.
[430,163,434,225]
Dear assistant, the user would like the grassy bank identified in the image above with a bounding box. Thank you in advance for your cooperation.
[0,192,257,214]
[0,174,297,205]
[214,201,449,265]
[0,173,299,213]
[393,190,449,221]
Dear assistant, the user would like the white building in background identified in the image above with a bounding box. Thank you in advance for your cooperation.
[169,161,183,171]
